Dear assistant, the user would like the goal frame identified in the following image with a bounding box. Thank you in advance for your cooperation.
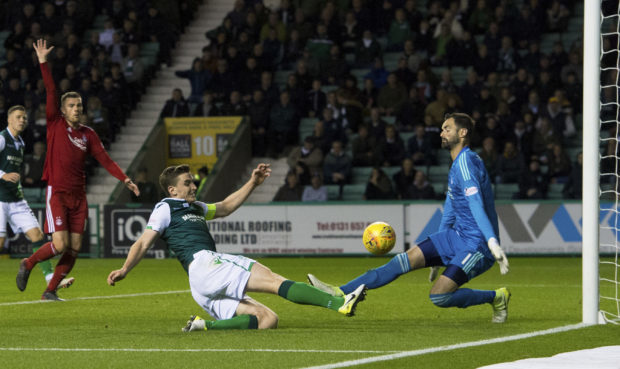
[582,0,601,325]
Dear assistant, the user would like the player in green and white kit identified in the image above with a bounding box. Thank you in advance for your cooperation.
[1,106,73,289]
[107,164,367,331]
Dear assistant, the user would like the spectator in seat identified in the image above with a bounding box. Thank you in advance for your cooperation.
[408,125,435,166]
[518,158,548,199]
[22,141,46,188]
[392,157,416,200]
[219,90,247,116]
[351,124,378,167]
[364,167,396,200]
[495,141,524,184]
[302,172,328,202]
[267,91,299,157]
[194,91,220,117]
[130,167,159,204]
[478,136,498,182]
[547,143,572,184]
[563,151,582,199]
[160,88,190,118]
[307,79,327,118]
[378,73,407,116]
[354,30,382,68]
[323,140,352,200]
[387,8,412,52]
[287,136,324,176]
[273,170,303,202]
[376,124,406,167]
[175,58,211,104]
[247,90,269,156]
[368,106,388,142]
[407,170,436,200]
[85,97,111,147]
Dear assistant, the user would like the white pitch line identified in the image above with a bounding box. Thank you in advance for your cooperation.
[0,289,190,306]
[302,323,590,369]
[0,347,399,354]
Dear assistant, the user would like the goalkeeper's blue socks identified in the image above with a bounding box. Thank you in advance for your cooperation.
[340,253,411,294]
[430,288,495,308]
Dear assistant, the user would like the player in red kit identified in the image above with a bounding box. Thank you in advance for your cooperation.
[16,39,140,300]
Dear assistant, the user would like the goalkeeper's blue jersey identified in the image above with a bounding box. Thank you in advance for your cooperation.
[437,146,499,256]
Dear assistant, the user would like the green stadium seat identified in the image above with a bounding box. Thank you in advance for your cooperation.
[383,52,401,70]
[326,185,340,200]
[274,70,290,85]
[342,184,366,201]
[547,183,565,199]
[495,183,519,200]
[298,117,319,143]
[23,188,43,203]
[432,182,445,197]
[352,166,372,184]
[383,166,401,179]
[400,132,414,143]
[437,150,452,166]
[427,165,450,183]
[140,42,160,56]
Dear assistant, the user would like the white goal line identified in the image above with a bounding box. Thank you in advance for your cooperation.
[301,323,589,369]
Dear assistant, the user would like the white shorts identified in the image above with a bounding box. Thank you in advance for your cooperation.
[188,250,256,320]
[0,200,40,237]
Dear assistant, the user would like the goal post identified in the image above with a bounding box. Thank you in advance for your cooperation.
[582,0,601,325]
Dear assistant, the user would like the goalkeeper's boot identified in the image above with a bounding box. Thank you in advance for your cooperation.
[307,274,345,297]
[491,287,511,323]
[16,259,31,291]
[41,291,64,301]
[182,315,207,332]
[338,284,367,317]
[56,277,75,290]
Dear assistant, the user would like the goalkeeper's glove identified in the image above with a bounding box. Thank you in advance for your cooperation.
[428,266,440,282]
[487,237,509,275]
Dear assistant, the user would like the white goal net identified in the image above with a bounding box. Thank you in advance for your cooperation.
[598,0,620,324]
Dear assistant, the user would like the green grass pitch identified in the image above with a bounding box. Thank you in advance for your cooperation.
[1,256,618,368]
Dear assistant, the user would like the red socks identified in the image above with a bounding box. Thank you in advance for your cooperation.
[45,249,78,293]
[25,242,57,270]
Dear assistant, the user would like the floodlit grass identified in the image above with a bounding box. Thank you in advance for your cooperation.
[0,257,618,369]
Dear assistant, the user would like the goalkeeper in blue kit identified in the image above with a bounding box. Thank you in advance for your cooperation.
[309,113,512,322]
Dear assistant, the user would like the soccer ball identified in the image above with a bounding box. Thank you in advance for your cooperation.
[363,222,396,255]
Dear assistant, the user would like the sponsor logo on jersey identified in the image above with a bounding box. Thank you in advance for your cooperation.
[68,133,88,151]
[181,213,204,223]
[464,186,478,196]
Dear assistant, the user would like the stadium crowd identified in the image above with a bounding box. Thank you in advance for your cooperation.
[1,0,612,203]
[0,0,198,190]
[163,0,594,202]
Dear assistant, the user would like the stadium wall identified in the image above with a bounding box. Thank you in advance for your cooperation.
[97,201,594,257]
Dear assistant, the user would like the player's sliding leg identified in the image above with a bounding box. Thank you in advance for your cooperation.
[182,315,259,332]
[247,263,367,317]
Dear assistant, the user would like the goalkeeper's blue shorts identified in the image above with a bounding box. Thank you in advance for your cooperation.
[419,229,495,284]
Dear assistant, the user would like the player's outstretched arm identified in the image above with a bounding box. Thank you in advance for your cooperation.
[33,38,54,64]
[124,178,140,196]
[213,163,271,218]
[107,229,159,286]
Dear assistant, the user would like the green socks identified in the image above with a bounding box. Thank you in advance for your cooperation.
[278,280,344,311]
[32,240,53,280]
[206,314,258,330]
